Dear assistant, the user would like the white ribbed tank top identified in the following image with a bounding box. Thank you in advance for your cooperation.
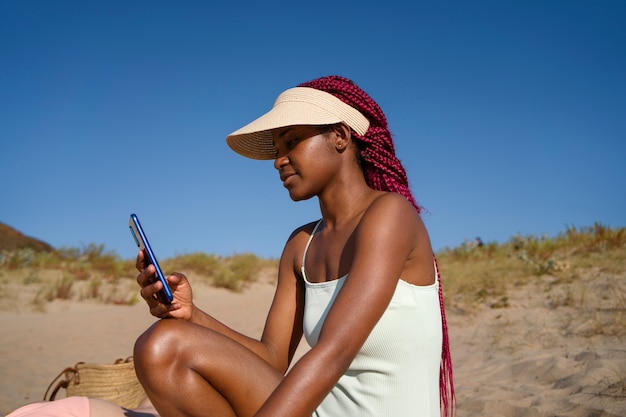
[302,220,442,417]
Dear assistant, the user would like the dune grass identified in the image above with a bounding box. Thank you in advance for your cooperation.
[0,243,278,311]
[0,223,624,314]
[437,223,626,313]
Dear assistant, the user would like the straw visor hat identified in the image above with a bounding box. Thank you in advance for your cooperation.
[226,87,370,160]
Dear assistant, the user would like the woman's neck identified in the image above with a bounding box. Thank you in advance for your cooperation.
[317,181,382,230]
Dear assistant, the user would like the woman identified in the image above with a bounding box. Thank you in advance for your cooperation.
[133,75,454,417]
[7,75,453,417]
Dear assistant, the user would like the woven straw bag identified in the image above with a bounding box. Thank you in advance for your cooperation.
[43,357,146,409]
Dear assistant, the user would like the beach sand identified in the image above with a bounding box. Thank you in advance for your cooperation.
[2,272,625,416]
[447,270,626,417]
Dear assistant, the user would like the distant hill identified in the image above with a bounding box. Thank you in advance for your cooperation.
[0,222,55,253]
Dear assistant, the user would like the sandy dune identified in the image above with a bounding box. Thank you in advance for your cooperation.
[2,273,625,416]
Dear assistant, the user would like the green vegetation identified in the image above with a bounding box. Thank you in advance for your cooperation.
[0,242,279,310]
[162,252,276,291]
[0,222,624,316]
[437,223,626,312]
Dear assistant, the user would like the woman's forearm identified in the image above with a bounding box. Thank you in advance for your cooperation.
[189,305,278,367]
[254,344,347,417]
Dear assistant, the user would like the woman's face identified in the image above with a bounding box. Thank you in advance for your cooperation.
[271,125,338,201]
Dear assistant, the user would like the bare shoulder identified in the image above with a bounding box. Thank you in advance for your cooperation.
[285,220,319,250]
[359,192,434,272]
[279,220,320,277]
[363,192,423,227]
[287,220,320,240]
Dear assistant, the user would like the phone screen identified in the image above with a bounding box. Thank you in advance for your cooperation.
[128,214,173,304]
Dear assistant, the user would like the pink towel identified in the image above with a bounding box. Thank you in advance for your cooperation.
[6,397,89,417]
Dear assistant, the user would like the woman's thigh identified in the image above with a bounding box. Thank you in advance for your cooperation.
[135,319,284,417]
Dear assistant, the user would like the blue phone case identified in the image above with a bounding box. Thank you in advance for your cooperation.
[129,213,174,304]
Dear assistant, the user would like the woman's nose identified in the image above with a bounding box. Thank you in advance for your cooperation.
[274,154,288,170]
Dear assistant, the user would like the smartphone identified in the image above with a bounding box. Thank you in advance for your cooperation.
[128,213,174,305]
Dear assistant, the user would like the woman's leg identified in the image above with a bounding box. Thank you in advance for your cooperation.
[134,319,283,417]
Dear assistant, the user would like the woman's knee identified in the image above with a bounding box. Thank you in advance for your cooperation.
[134,319,189,375]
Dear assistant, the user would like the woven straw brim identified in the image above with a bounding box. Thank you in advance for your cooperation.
[226,87,370,160]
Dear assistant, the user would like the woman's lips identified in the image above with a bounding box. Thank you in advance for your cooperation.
[280,172,295,187]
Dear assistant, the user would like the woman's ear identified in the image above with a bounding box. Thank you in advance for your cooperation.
[332,123,351,151]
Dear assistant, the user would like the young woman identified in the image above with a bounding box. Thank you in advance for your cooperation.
[133,75,454,417]
[6,75,454,417]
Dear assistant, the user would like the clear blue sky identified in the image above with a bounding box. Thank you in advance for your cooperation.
[2,1,624,260]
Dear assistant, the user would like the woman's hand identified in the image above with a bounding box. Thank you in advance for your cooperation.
[135,250,194,321]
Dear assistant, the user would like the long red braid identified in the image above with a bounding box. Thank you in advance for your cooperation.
[299,75,455,417]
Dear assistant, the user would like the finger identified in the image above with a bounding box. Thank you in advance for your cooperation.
[166,272,186,285]
[140,278,162,301]
[141,288,170,318]
[151,301,182,319]
[150,303,171,318]
[136,264,156,287]
[135,249,148,272]
[135,250,145,272]
[145,288,179,318]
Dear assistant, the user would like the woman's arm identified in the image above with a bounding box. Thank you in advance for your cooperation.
[255,194,429,416]
[188,228,307,371]
[136,225,309,372]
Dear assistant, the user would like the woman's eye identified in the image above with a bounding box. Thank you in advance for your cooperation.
[272,138,298,157]
[286,138,299,149]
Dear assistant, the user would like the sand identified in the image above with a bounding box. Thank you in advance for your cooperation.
[2,273,625,416]
[447,271,626,417]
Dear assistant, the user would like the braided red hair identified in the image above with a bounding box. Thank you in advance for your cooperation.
[299,75,455,417]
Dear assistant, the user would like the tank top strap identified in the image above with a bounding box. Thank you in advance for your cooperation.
[301,219,323,280]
